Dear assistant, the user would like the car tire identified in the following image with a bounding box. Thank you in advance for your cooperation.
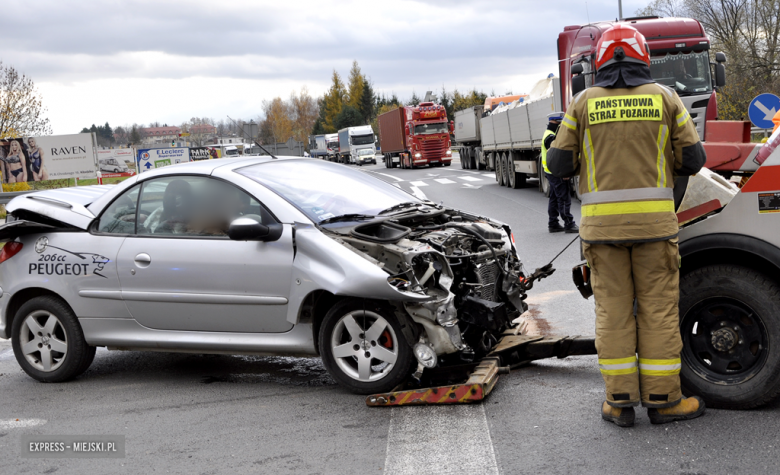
[679,265,780,409]
[11,296,96,383]
[319,299,414,395]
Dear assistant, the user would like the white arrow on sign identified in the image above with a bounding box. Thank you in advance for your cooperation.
[755,100,777,121]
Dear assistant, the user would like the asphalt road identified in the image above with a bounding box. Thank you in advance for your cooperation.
[2,156,779,475]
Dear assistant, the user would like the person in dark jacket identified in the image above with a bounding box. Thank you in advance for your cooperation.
[542,113,578,233]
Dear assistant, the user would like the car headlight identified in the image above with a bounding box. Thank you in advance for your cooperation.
[446,150,452,155]
[413,343,438,368]
[414,153,422,158]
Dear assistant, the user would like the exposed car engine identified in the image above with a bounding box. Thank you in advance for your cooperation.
[321,202,549,374]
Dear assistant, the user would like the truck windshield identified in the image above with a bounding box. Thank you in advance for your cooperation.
[351,134,374,146]
[327,142,339,149]
[414,123,448,135]
[650,51,712,96]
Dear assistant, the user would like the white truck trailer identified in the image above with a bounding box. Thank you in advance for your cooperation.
[453,77,563,192]
[337,125,376,164]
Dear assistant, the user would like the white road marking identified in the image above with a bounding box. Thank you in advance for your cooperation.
[410,181,429,187]
[374,172,405,182]
[393,183,401,188]
[458,176,483,182]
[0,419,47,429]
[410,186,428,200]
[434,178,456,184]
[384,405,499,475]
[482,173,495,177]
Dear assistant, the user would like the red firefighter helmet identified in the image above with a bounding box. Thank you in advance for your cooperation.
[595,23,651,70]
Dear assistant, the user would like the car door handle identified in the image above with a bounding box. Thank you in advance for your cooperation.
[134,253,151,267]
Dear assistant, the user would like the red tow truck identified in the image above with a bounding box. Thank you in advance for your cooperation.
[377,102,453,169]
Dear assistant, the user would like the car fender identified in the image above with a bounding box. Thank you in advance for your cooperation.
[286,223,430,324]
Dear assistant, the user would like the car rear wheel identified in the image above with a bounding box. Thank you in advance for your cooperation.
[11,296,96,382]
[319,299,414,394]
[679,265,780,409]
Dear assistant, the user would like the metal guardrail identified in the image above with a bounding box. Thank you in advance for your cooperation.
[0,190,34,205]
[752,126,773,139]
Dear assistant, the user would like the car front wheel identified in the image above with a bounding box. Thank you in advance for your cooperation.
[319,299,414,394]
[11,296,96,382]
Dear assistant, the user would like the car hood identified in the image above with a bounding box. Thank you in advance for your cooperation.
[5,185,115,230]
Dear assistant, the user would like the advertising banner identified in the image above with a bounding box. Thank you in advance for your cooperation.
[136,148,190,173]
[97,149,136,179]
[190,147,211,161]
[0,133,96,184]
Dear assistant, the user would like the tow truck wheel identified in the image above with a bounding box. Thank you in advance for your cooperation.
[319,299,414,395]
[11,296,96,383]
[679,265,780,409]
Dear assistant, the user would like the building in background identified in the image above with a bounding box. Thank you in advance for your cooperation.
[140,126,181,145]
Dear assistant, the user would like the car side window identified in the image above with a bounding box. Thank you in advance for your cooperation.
[96,185,141,234]
[136,176,273,237]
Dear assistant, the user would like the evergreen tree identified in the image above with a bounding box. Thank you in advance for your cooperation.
[322,70,346,132]
[346,60,365,110]
[334,105,364,130]
[407,91,421,106]
[359,79,375,124]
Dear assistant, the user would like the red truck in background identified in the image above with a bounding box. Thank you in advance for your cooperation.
[560,16,759,182]
[378,102,453,169]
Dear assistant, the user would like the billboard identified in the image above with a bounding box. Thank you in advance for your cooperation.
[0,133,96,184]
[97,149,136,179]
[190,147,211,161]
[136,148,190,173]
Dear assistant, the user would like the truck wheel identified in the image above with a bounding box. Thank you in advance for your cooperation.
[496,154,504,185]
[463,149,470,169]
[679,265,780,409]
[502,154,512,186]
[538,157,550,196]
[571,176,583,201]
[507,156,516,188]
[11,296,96,383]
[319,299,414,395]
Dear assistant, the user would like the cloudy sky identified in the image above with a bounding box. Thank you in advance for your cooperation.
[3,0,649,134]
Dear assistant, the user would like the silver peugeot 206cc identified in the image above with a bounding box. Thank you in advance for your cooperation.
[0,157,536,394]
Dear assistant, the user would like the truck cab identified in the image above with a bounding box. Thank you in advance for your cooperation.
[338,126,376,164]
[558,17,726,141]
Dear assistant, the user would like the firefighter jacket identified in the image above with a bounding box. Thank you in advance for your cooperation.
[547,83,706,244]
[540,123,558,174]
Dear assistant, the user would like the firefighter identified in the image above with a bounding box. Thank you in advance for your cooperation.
[542,112,578,233]
[547,24,708,427]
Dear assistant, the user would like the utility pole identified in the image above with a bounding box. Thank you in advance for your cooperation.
[618,0,623,20]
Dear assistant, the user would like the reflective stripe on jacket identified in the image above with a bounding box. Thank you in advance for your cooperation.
[541,129,555,174]
[547,83,704,244]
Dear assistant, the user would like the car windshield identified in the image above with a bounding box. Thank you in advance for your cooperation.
[238,160,420,222]
[351,134,374,145]
[650,50,712,95]
[358,149,374,155]
[414,122,448,135]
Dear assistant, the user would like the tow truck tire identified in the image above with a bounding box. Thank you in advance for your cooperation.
[11,296,96,383]
[679,265,780,409]
[319,299,415,395]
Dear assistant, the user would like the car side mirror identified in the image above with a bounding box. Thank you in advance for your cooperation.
[715,63,726,87]
[227,217,283,242]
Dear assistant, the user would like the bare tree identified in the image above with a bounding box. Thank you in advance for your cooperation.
[0,62,52,137]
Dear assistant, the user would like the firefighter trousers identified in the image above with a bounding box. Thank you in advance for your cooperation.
[583,239,683,408]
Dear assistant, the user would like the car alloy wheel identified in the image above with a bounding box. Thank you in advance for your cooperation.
[330,310,398,383]
[19,310,68,372]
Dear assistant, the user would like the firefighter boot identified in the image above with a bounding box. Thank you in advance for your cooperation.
[601,401,635,427]
[647,396,705,425]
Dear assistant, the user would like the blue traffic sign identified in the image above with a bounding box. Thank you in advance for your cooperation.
[748,93,780,129]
